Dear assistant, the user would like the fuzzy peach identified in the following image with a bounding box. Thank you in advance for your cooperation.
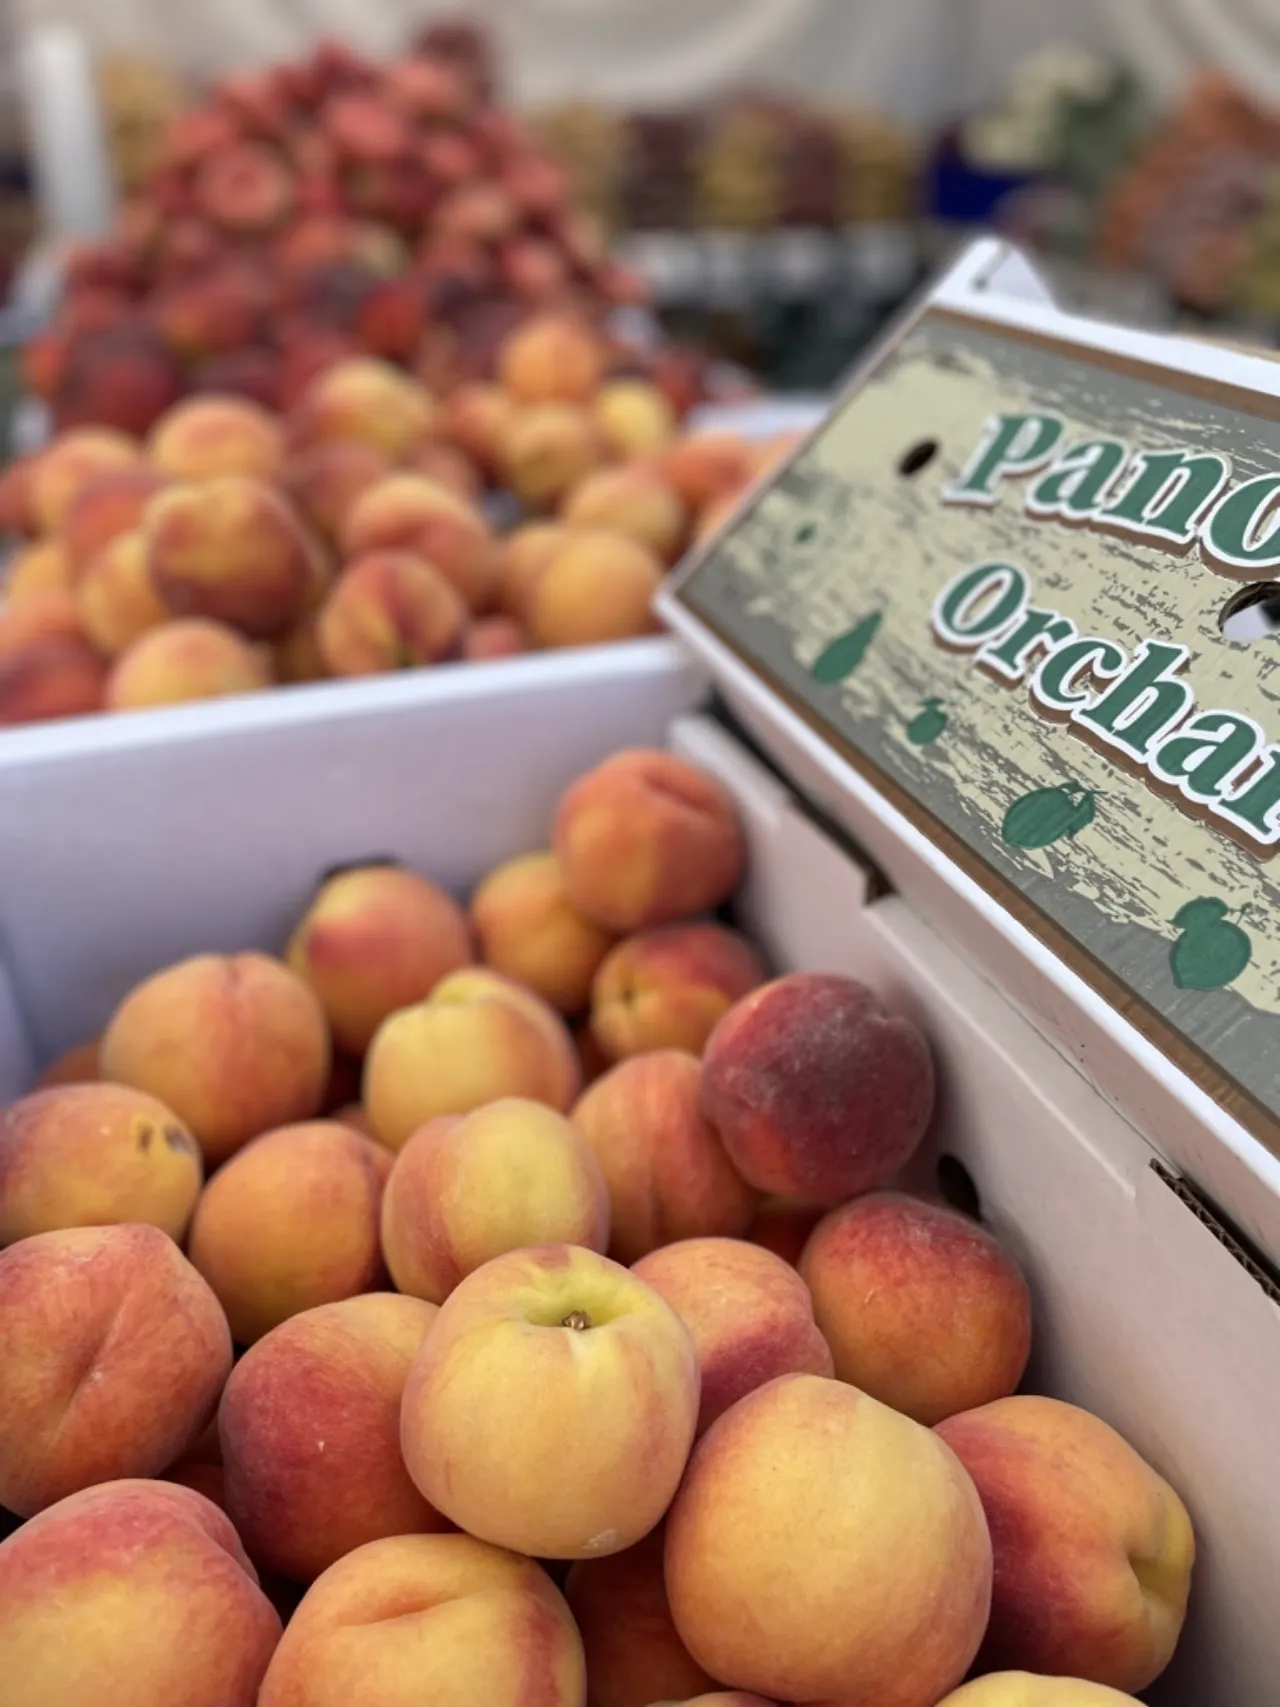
[5,538,73,600]
[936,1397,1195,1692]
[148,395,286,484]
[316,552,467,675]
[499,314,605,405]
[571,1051,756,1264]
[283,438,392,547]
[666,1374,992,1706]
[0,1083,201,1243]
[106,617,272,709]
[502,402,606,509]
[35,1036,101,1087]
[341,473,499,613]
[0,1479,282,1707]
[257,1532,585,1707]
[497,520,569,618]
[188,1120,390,1345]
[701,972,935,1203]
[290,357,437,459]
[380,1098,609,1302]
[591,923,766,1061]
[471,850,615,1013]
[801,1192,1032,1425]
[633,1237,832,1435]
[0,1224,232,1515]
[528,528,664,649]
[561,465,688,561]
[61,467,169,577]
[0,634,108,724]
[31,428,141,533]
[554,748,745,932]
[660,433,755,514]
[441,381,516,475]
[77,529,172,654]
[220,1292,445,1581]
[100,950,329,1166]
[595,379,678,458]
[0,588,86,660]
[564,1530,718,1707]
[401,1243,698,1557]
[287,864,472,1053]
[937,1681,1142,1706]
[364,967,580,1149]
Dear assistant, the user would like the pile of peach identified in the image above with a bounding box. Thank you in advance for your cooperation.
[0,317,787,726]
[0,748,1195,1707]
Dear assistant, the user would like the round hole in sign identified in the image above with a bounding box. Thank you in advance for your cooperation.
[936,1154,982,1221]
[1219,581,1280,642]
[897,439,939,477]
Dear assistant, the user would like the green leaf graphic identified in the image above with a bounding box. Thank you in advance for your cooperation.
[906,698,948,746]
[1001,784,1096,850]
[1170,899,1252,991]
[811,613,882,685]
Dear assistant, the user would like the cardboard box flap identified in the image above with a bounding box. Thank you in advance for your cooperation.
[658,237,1280,1261]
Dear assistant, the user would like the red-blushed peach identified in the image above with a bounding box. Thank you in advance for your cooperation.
[317,551,467,676]
[0,1224,232,1515]
[289,357,437,460]
[35,1035,101,1087]
[463,613,526,660]
[660,433,755,514]
[106,617,272,709]
[340,473,500,613]
[561,465,688,561]
[439,381,515,472]
[5,538,73,600]
[572,1051,756,1263]
[287,864,472,1054]
[499,313,605,404]
[380,1098,609,1302]
[0,634,108,724]
[936,1680,1142,1706]
[564,1529,719,1707]
[470,849,616,1013]
[746,1198,824,1267]
[144,475,317,639]
[401,1243,699,1557]
[364,967,580,1149]
[497,519,569,618]
[633,1237,832,1435]
[148,395,286,484]
[527,528,664,649]
[665,1374,992,1705]
[257,1531,585,1707]
[0,452,36,537]
[554,748,745,932]
[60,467,169,578]
[701,973,935,1203]
[282,438,392,547]
[188,1120,390,1345]
[591,923,766,1061]
[935,1396,1195,1692]
[0,1083,201,1243]
[220,1292,445,1581]
[77,529,172,654]
[99,951,330,1166]
[30,428,141,533]
[502,402,607,509]
[0,587,87,660]
[800,1192,1032,1425]
[595,379,678,458]
[0,1479,282,1707]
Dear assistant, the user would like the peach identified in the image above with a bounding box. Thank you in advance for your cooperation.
[591,923,766,1060]
[0,453,36,536]
[746,1197,823,1266]
[35,1035,101,1087]
[528,528,664,649]
[77,528,172,654]
[0,1479,281,1707]
[100,950,330,1166]
[633,1237,833,1435]
[341,473,499,613]
[571,1051,756,1263]
[258,1532,585,1707]
[30,427,141,533]
[0,587,86,660]
[441,381,517,476]
[660,433,755,513]
[497,520,569,618]
[701,972,936,1203]
[402,1243,698,1557]
[283,438,391,547]
[51,324,183,439]
[189,1120,389,1344]
[0,634,108,724]
[695,491,742,543]
[316,552,467,675]
[561,465,688,561]
[290,357,437,459]
[554,748,745,932]
[106,617,272,709]
[564,1530,719,1707]
[365,967,580,1149]
[148,395,285,484]
[380,1098,609,1302]
[5,538,73,600]
[502,402,606,508]
[144,475,317,638]
[936,1397,1195,1692]
[937,1681,1142,1706]
[666,1374,992,1706]
[471,849,615,1013]
[195,139,297,233]
[288,864,473,1053]
[463,613,526,660]
[498,313,605,404]
[801,1192,1032,1425]
[406,439,483,503]
[596,379,678,458]
[60,468,169,577]
[0,1082,201,1243]
[0,1224,232,1514]
[220,1292,445,1581]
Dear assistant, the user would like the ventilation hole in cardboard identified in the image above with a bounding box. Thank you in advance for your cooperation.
[1219,581,1280,642]
[936,1154,982,1220]
[898,439,939,477]
[317,854,403,886]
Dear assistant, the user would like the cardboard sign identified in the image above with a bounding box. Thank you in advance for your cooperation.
[673,294,1280,1152]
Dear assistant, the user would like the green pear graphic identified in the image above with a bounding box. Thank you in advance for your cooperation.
[811,613,882,685]
[1001,784,1096,850]
[1169,899,1252,991]
[907,698,948,746]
